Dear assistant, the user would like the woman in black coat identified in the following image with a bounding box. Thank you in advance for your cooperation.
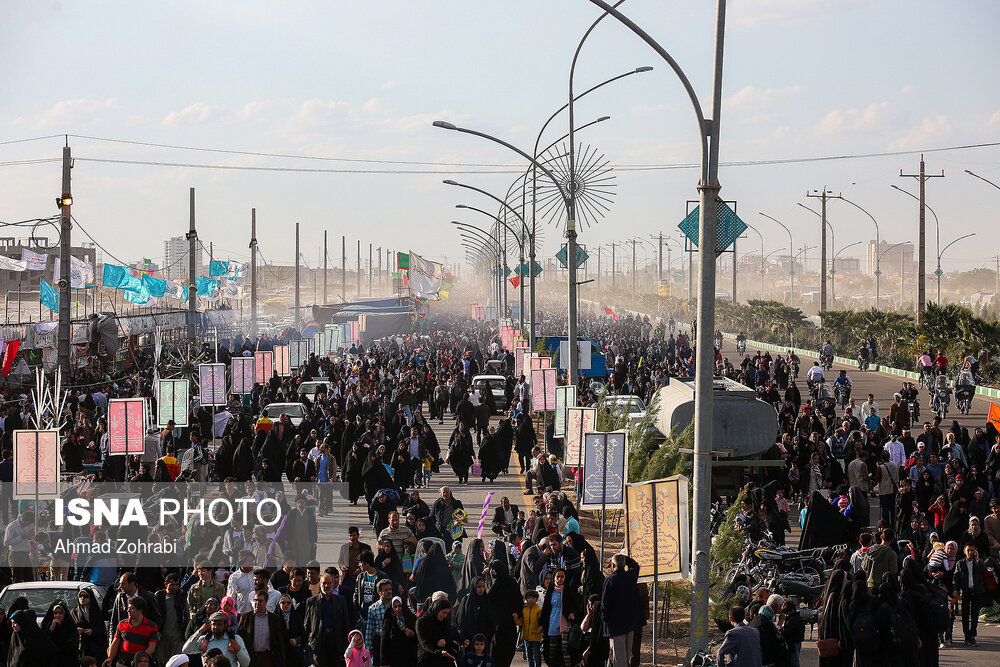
[487,557,523,667]
[213,436,236,481]
[344,443,366,504]
[277,593,306,667]
[71,589,108,662]
[452,576,494,651]
[8,609,56,667]
[40,601,78,667]
[233,436,254,481]
[415,598,460,667]
[382,596,418,667]
[448,424,475,484]
[457,539,487,599]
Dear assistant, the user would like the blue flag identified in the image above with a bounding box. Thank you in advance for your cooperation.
[141,274,167,298]
[102,263,130,288]
[209,260,229,277]
[196,276,220,295]
[124,282,151,304]
[40,279,59,313]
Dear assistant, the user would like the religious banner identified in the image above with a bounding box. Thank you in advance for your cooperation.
[108,398,146,455]
[626,475,690,582]
[254,350,274,383]
[538,356,551,369]
[198,363,227,406]
[21,247,48,271]
[581,431,629,510]
[13,430,60,499]
[350,321,360,344]
[515,339,529,349]
[554,385,577,437]
[529,355,545,372]
[409,250,444,300]
[274,345,290,376]
[231,356,255,394]
[326,326,341,352]
[564,406,597,468]
[530,368,558,412]
[559,339,593,370]
[156,378,189,428]
[514,348,529,378]
[314,331,327,356]
[289,339,309,369]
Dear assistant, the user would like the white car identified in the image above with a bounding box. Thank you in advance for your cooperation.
[297,380,331,402]
[259,402,307,427]
[0,580,105,626]
[472,374,507,407]
[602,394,647,426]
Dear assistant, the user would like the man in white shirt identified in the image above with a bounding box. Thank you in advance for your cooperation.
[884,434,906,468]
[806,362,825,384]
[226,551,258,613]
[860,393,879,418]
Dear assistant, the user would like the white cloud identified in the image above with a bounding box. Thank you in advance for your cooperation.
[899,84,915,95]
[12,98,120,129]
[161,102,230,127]
[889,115,952,150]
[816,102,890,134]
[724,84,803,109]
[987,110,1000,129]
[379,80,400,91]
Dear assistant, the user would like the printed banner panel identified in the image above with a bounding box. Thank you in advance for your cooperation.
[232,356,255,394]
[157,379,189,428]
[108,398,147,455]
[13,430,60,499]
[564,407,597,468]
[289,339,309,369]
[530,368,558,412]
[314,331,327,356]
[514,348,529,378]
[199,363,228,406]
[275,345,290,376]
[626,476,690,582]
[581,431,628,510]
[554,385,577,437]
[254,350,274,384]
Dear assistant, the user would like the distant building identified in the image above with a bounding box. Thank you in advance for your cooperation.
[831,257,861,274]
[163,235,203,281]
[866,240,914,276]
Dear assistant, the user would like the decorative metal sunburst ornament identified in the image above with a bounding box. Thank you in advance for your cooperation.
[534,142,616,230]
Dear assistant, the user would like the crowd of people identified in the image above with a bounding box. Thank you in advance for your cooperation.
[0,308,656,667]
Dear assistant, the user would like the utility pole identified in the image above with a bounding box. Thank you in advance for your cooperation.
[377,247,382,289]
[341,236,346,301]
[368,243,373,297]
[209,242,213,266]
[57,141,72,375]
[356,240,361,297]
[323,231,328,305]
[900,249,905,307]
[630,239,637,300]
[596,245,601,291]
[901,155,944,322]
[610,242,616,289]
[250,208,257,338]
[732,236,737,303]
[657,233,663,284]
[294,223,300,330]
[806,188,840,312]
[187,188,197,342]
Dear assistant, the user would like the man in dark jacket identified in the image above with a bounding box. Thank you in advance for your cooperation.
[748,595,788,667]
[600,553,644,667]
[237,589,288,667]
[108,572,162,643]
[953,543,988,645]
[716,605,761,667]
[154,573,189,664]
[303,572,352,666]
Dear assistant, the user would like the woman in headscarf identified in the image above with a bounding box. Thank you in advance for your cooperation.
[448,423,475,484]
[186,597,220,638]
[900,560,940,667]
[415,598,460,667]
[452,576,495,651]
[71,588,108,662]
[817,569,851,667]
[377,539,407,595]
[233,435,255,481]
[8,609,56,667]
[446,541,466,586]
[478,427,504,483]
[458,538,487,599]
[874,582,918,667]
[487,557,523,667]
[564,532,604,599]
[362,445,395,513]
[539,568,582,667]
[846,486,870,538]
[837,580,874,667]
[40,600,78,667]
[382,596,418,667]
[927,540,958,647]
[213,435,236,481]
[258,457,283,483]
[344,442,366,504]
[942,498,970,544]
[495,417,515,475]
[412,542,458,603]
[915,469,937,513]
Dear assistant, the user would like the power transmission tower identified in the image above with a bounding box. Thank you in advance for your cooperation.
[900,155,944,322]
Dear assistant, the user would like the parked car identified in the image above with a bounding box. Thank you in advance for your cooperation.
[258,402,307,427]
[0,581,106,627]
[472,374,507,409]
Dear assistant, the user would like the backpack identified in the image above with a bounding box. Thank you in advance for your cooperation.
[889,602,920,651]
[851,610,879,653]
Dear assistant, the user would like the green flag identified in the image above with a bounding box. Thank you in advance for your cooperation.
[397,252,409,270]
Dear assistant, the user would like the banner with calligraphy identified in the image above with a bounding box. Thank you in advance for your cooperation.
[156,378,189,427]
[231,356,255,394]
[254,350,274,383]
[108,398,147,455]
[554,386,577,437]
[275,345,290,376]
[530,368,558,412]
[289,339,309,369]
[13,430,60,499]
[198,363,227,406]
[581,431,628,509]
[564,407,597,468]
[626,475,690,583]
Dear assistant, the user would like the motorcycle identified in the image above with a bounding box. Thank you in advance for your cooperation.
[736,339,747,357]
[821,354,834,372]
[907,397,921,422]
[931,376,952,420]
[857,353,869,372]
[789,360,800,381]
[834,383,851,409]
[955,369,975,415]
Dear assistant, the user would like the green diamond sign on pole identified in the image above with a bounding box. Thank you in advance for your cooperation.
[515,261,543,278]
[556,244,589,269]
[934,268,943,277]
[874,269,882,277]
[677,200,747,254]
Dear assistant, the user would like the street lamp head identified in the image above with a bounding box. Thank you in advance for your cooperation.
[455,204,468,209]
[597,115,611,122]
[634,66,654,73]
[442,179,459,186]
[433,120,457,130]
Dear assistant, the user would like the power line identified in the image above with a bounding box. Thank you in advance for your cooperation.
[0,135,64,146]
[73,157,522,175]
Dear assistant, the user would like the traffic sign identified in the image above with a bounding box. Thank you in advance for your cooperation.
[514,261,543,278]
[678,200,747,254]
[934,268,943,277]
[556,244,589,269]
[874,269,882,277]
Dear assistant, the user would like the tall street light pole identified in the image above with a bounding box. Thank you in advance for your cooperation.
[758,212,793,304]
[744,224,765,297]
[455,206,527,328]
[455,221,510,332]
[57,141,72,375]
[937,233,976,304]
[585,2,727,660]
[833,196,881,309]
[890,184,941,304]
[877,241,912,308]
[965,169,1000,191]
[830,240,863,305]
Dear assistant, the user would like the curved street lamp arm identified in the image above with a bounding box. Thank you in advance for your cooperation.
[454,224,499,252]
[833,240,864,259]
[889,185,939,227]
[877,241,911,263]
[965,169,1000,191]
[455,205,525,252]
[939,233,975,260]
[444,180,529,233]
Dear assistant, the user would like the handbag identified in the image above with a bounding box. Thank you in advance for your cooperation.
[816,638,840,657]
[471,462,482,477]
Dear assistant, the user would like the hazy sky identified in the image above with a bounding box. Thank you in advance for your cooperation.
[2,0,998,276]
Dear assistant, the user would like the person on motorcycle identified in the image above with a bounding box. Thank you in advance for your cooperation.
[900,382,920,421]
[821,340,834,359]
[806,361,825,384]
[933,349,948,375]
[714,328,723,348]
[834,369,853,390]
[858,341,871,366]
[963,353,980,382]
[787,350,800,366]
